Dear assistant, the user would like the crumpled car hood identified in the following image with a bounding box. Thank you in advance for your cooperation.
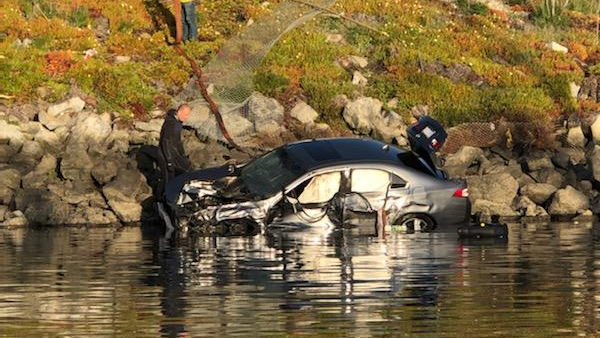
[164,165,234,205]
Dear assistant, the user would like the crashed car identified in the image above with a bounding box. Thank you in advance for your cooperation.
[159,137,470,235]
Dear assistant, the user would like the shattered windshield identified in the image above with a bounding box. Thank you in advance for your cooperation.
[239,147,306,199]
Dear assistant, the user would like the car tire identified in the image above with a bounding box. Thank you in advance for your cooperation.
[395,214,436,232]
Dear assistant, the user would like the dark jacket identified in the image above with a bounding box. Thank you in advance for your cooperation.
[159,110,191,177]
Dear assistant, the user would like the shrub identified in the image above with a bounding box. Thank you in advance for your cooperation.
[456,0,489,15]
[71,59,158,117]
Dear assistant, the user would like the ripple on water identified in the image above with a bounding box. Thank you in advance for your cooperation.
[1,223,600,337]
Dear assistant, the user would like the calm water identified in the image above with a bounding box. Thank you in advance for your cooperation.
[1,222,600,338]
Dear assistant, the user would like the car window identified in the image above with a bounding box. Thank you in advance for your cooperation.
[240,148,306,198]
[351,169,390,193]
[296,172,342,204]
[391,174,407,188]
[397,152,436,177]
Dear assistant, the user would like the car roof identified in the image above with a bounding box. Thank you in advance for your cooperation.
[284,138,407,171]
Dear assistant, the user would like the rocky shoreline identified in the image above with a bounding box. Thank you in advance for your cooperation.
[1,92,599,227]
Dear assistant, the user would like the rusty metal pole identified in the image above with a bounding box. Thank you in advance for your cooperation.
[173,0,183,43]
[171,0,245,153]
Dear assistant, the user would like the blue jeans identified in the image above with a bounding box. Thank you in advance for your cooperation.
[181,1,197,41]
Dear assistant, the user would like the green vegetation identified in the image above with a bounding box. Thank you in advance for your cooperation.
[0,0,598,129]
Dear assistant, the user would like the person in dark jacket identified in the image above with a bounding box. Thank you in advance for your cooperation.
[160,104,192,181]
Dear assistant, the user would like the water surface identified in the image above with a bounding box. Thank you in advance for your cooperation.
[1,222,600,337]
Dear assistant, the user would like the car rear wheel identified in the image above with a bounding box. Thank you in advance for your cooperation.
[395,214,436,232]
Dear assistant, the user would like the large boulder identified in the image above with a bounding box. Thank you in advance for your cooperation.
[39,97,85,130]
[514,195,549,218]
[14,188,56,224]
[0,168,21,204]
[444,146,485,178]
[22,154,56,189]
[548,185,589,215]
[567,126,586,148]
[247,92,285,134]
[91,161,118,185]
[520,183,557,205]
[102,168,149,203]
[107,200,142,223]
[525,156,554,172]
[48,180,106,207]
[472,200,518,219]
[60,145,94,181]
[106,127,130,153]
[467,172,519,205]
[591,115,600,144]
[591,145,600,182]
[0,120,24,163]
[371,110,407,144]
[1,210,27,227]
[196,111,254,144]
[134,119,163,133]
[290,101,319,125]
[68,112,112,149]
[343,97,383,135]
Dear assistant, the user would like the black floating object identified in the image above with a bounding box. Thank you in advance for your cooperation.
[457,222,509,238]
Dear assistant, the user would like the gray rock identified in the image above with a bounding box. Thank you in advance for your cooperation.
[19,121,41,136]
[472,199,518,219]
[558,147,586,166]
[371,110,407,144]
[444,146,485,178]
[547,41,568,53]
[520,183,557,205]
[343,97,383,135]
[290,101,319,125]
[506,159,524,179]
[14,188,54,224]
[91,161,118,185]
[247,92,285,134]
[48,181,104,206]
[570,82,581,99]
[526,156,554,172]
[567,126,586,148]
[0,120,24,162]
[548,185,590,215]
[102,168,150,203]
[352,71,368,87]
[40,97,85,130]
[592,146,600,182]
[60,146,94,181]
[68,112,112,149]
[591,115,600,144]
[22,154,56,189]
[108,200,142,223]
[34,128,61,152]
[347,55,369,69]
[82,207,118,224]
[107,127,130,153]
[0,168,21,191]
[467,172,519,205]
[14,140,43,161]
[2,210,27,227]
[537,168,565,188]
[134,119,163,133]
[196,111,254,143]
[514,195,548,217]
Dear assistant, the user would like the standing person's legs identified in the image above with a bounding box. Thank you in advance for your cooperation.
[187,1,198,41]
[181,1,197,41]
[181,2,189,41]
